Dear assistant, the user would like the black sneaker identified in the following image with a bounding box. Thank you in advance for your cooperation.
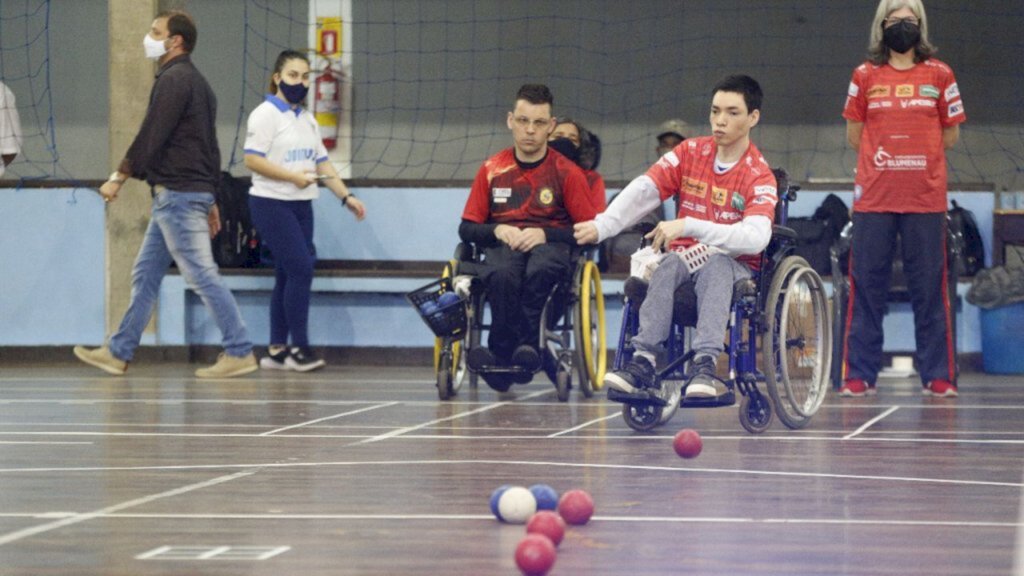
[684,355,721,399]
[285,347,326,373]
[511,344,541,372]
[467,347,498,370]
[259,347,291,371]
[603,355,656,394]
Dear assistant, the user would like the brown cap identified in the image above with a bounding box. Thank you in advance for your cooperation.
[656,118,693,140]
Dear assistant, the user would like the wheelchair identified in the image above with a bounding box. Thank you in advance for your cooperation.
[410,242,607,401]
[828,217,963,389]
[608,169,832,434]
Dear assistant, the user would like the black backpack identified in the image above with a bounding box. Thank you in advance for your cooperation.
[789,193,850,276]
[212,171,261,268]
[948,200,984,277]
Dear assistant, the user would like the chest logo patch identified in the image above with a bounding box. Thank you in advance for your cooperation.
[895,84,914,97]
[711,186,729,207]
[539,187,554,206]
[867,85,890,99]
[683,178,708,198]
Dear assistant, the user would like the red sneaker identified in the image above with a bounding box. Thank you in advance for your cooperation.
[924,379,958,397]
[839,379,876,397]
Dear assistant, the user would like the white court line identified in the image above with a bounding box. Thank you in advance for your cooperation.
[0,458,1018,489]
[547,413,620,437]
[6,511,1017,529]
[0,469,255,547]
[259,402,399,436]
[355,389,552,444]
[0,441,93,445]
[844,405,900,440]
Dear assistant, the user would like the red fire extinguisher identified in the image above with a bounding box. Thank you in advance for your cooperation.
[314,64,340,150]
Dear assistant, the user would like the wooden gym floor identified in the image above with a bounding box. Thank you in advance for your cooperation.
[1,361,1023,575]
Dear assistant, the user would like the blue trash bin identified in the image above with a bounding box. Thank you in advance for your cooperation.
[980,302,1024,374]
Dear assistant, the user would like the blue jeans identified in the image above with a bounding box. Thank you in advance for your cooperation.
[109,189,252,361]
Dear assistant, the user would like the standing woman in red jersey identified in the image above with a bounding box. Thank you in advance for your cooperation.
[840,0,966,398]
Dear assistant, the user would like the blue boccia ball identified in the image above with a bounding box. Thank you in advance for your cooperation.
[437,291,460,308]
[420,301,439,316]
[490,484,513,521]
[529,484,559,511]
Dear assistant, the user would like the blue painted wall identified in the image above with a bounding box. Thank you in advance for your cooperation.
[0,186,994,354]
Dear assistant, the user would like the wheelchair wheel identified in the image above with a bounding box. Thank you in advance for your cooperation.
[622,402,664,432]
[555,366,571,402]
[764,256,831,430]
[436,347,455,401]
[573,260,607,397]
[739,392,773,434]
[434,259,465,395]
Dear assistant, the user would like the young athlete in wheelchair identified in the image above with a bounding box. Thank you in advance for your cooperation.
[574,75,831,432]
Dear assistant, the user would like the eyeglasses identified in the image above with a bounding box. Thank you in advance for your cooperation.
[513,116,552,130]
[884,16,919,27]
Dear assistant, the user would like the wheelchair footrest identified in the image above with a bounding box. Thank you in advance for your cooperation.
[680,391,736,408]
[607,388,669,407]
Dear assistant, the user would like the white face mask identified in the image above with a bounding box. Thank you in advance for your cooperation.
[143,34,168,61]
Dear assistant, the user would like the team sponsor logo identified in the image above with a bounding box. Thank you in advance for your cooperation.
[920,84,940,98]
[701,144,712,156]
[847,82,859,97]
[895,84,914,97]
[731,192,745,211]
[872,146,927,170]
[711,186,729,206]
[683,178,707,198]
[751,195,775,206]
[753,185,777,197]
[945,82,960,101]
[492,187,511,204]
[680,199,707,214]
[900,98,937,109]
[948,102,964,118]
[284,147,317,162]
[867,85,890,99]
[539,187,554,205]
[688,140,698,149]
[868,100,893,110]
[714,209,741,222]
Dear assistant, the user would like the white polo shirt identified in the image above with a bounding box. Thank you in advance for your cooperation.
[244,94,329,201]
[0,82,22,179]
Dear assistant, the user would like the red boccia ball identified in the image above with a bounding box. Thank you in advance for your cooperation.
[526,510,566,547]
[673,428,703,459]
[557,489,594,526]
[515,533,557,576]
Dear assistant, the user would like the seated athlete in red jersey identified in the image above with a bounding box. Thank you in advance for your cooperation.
[574,75,778,404]
[460,84,597,389]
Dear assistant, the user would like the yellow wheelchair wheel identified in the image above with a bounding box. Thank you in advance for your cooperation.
[573,259,607,396]
[433,260,465,399]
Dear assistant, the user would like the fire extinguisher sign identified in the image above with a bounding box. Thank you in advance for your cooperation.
[317,17,342,57]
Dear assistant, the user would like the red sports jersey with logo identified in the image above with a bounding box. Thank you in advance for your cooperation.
[462,148,596,227]
[646,136,778,269]
[843,58,966,213]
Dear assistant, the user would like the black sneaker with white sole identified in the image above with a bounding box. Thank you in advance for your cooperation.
[259,347,291,371]
[684,355,723,399]
[285,347,326,372]
[603,355,656,394]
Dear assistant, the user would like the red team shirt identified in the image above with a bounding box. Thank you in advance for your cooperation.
[463,148,597,228]
[843,58,966,213]
[646,135,778,270]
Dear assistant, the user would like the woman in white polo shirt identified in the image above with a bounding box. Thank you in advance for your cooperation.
[244,50,366,372]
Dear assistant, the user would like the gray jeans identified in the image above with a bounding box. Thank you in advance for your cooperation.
[632,253,751,366]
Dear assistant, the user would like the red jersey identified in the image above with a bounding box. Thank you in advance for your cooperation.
[646,136,778,269]
[462,148,596,227]
[584,169,607,213]
[843,58,965,213]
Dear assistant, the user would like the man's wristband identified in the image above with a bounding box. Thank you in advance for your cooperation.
[342,194,356,206]
[107,171,126,185]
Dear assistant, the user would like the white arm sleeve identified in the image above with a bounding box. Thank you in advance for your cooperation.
[592,175,663,242]
[685,215,773,256]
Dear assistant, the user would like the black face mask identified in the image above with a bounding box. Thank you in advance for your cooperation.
[279,81,309,105]
[548,137,580,165]
[883,20,921,54]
